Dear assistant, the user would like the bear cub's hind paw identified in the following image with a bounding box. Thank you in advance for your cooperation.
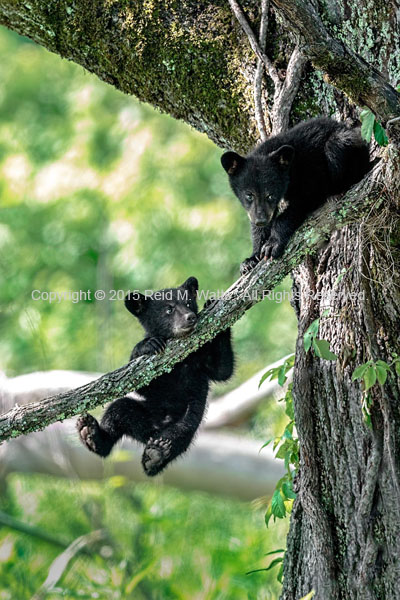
[142,437,172,476]
[77,414,109,457]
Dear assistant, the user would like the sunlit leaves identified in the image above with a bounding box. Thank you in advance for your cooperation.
[360,108,389,146]
[303,317,337,361]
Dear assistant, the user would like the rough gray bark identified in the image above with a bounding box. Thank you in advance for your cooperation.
[284,196,400,599]
[0,1,399,599]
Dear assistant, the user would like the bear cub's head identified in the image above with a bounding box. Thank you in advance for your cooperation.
[221,145,294,227]
[125,277,199,339]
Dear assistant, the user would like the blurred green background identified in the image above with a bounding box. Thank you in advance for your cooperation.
[0,26,297,600]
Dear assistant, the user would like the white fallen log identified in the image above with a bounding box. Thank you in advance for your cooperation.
[0,418,283,501]
[0,366,287,500]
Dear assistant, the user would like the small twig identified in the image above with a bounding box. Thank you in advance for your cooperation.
[228,0,280,85]
[386,116,400,126]
[0,510,69,549]
[32,529,106,600]
[254,0,270,140]
[270,45,307,134]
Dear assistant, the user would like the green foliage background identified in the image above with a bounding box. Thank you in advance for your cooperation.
[0,28,296,599]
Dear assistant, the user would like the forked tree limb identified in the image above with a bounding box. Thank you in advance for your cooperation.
[229,0,307,135]
[0,162,384,443]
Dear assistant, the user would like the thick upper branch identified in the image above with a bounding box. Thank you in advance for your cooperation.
[271,0,400,123]
[0,164,383,443]
[1,0,399,152]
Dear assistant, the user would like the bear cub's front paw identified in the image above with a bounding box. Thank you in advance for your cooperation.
[203,298,218,310]
[143,337,167,355]
[240,255,261,275]
[260,236,285,260]
[142,437,172,476]
[77,414,103,455]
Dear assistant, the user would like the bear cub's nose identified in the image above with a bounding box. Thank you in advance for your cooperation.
[185,313,196,325]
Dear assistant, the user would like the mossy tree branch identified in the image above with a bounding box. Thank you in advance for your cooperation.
[1,0,399,156]
[271,0,400,123]
[0,164,383,443]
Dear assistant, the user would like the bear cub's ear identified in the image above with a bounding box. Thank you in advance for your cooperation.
[180,277,199,297]
[269,145,295,168]
[221,151,246,176]
[125,292,148,316]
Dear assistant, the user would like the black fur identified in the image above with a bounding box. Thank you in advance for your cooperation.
[77,278,234,476]
[221,117,371,273]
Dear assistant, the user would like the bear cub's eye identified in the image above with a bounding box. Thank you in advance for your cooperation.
[245,192,254,203]
[166,306,174,315]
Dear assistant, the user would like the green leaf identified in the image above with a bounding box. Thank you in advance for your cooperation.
[271,489,286,519]
[273,436,282,451]
[309,318,320,336]
[258,369,274,389]
[352,363,369,381]
[259,438,275,452]
[360,108,375,142]
[278,365,287,387]
[265,504,273,528]
[304,318,319,352]
[313,338,338,360]
[376,365,388,385]
[373,120,389,146]
[375,360,390,369]
[363,408,372,429]
[246,568,269,575]
[285,389,294,420]
[283,422,293,439]
[277,563,284,583]
[395,360,400,377]
[299,591,315,600]
[264,549,285,556]
[282,481,297,500]
[304,332,312,352]
[334,269,347,286]
[276,440,293,459]
[286,354,295,369]
[264,557,283,572]
[364,365,377,391]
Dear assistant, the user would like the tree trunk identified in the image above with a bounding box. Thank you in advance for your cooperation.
[0,1,399,598]
[284,210,400,598]
[278,3,400,598]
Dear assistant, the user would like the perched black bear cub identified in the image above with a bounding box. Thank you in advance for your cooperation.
[221,117,371,274]
[77,277,234,476]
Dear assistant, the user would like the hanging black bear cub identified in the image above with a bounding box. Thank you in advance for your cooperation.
[77,277,234,476]
[221,117,371,274]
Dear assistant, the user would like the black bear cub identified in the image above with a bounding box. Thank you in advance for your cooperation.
[77,277,234,476]
[221,117,371,274]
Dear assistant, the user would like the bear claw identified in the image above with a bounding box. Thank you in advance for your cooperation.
[76,414,101,453]
[142,437,172,476]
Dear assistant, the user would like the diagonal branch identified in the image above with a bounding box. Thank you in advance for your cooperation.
[0,163,384,444]
[271,0,400,124]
